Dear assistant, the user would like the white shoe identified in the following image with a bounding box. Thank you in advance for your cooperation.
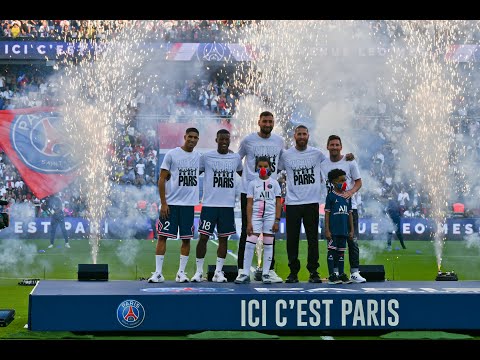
[190,272,205,282]
[65,243,71,248]
[234,273,250,284]
[262,274,272,284]
[212,271,227,283]
[176,271,189,283]
[350,271,367,283]
[47,244,54,249]
[268,270,283,283]
[147,271,164,283]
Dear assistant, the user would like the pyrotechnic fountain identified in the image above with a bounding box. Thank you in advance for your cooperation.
[383,20,469,272]
[58,21,159,263]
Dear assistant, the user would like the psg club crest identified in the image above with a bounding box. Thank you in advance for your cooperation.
[11,112,79,174]
[116,299,146,328]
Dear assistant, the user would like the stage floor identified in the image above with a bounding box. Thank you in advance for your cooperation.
[28,280,480,331]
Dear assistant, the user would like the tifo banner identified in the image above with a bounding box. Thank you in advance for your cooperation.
[165,43,258,62]
[445,44,480,62]
[0,107,79,199]
[158,122,232,152]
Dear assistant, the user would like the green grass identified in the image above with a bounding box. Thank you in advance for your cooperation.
[1,238,479,340]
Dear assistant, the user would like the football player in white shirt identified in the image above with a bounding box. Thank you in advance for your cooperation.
[191,129,243,283]
[237,111,285,283]
[148,128,201,283]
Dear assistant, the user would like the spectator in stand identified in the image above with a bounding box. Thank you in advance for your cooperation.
[397,187,410,215]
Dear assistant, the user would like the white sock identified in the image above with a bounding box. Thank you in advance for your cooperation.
[215,257,225,273]
[262,244,273,275]
[195,258,205,274]
[178,255,189,273]
[351,268,359,274]
[155,255,164,274]
[243,242,256,275]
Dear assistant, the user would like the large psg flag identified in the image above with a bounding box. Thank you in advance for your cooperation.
[0,107,79,199]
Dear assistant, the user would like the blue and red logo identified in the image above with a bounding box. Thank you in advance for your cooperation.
[116,299,145,328]
[11,112,79,174]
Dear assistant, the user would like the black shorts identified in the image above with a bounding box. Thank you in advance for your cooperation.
[198,206,236,237]
[157,205,194,239]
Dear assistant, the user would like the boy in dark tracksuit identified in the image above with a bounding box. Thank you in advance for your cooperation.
[324,169,354,284]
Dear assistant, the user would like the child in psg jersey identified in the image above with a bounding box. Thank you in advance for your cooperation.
[324,168,354,285]
[235,156,282,284]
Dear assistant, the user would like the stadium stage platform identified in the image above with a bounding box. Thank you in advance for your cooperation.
[28,280,480,332]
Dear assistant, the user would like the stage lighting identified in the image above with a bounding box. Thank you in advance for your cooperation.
[0,309,15,327]
[78,264,109,281]
[436,270,458,281]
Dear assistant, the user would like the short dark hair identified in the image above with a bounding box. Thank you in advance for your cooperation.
[259,111,274,118]
[186,127,199,135]
[217,129,230,136]
[327,134,341,146]
[295,125,308,132]
[255,156,271,168]
[328,168,346,183]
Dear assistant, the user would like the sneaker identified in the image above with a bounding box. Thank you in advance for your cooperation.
[254,267,263,281]
[308,272,322,283]
[328,273,342,284]
[350,271,367,283]
[65,243,71,248]
[234,273,251,284]
[212,271,228,283]
[262,274,272,284]
[47,244,54,249]
[285,273,299,283]
[268,270,283,283]
[176,271,189,283]
[338,273,353,284]
[147,271,165,283]
[190,272,205,282]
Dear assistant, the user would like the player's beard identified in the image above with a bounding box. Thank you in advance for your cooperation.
[260,126,272,136]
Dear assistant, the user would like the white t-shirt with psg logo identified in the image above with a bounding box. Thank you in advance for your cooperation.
[200,150,243,207]
[320,156,361,209]
[238,132,284,194]
[247,177,282,219]
[278,145,326,205]
[161,147,201,206]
